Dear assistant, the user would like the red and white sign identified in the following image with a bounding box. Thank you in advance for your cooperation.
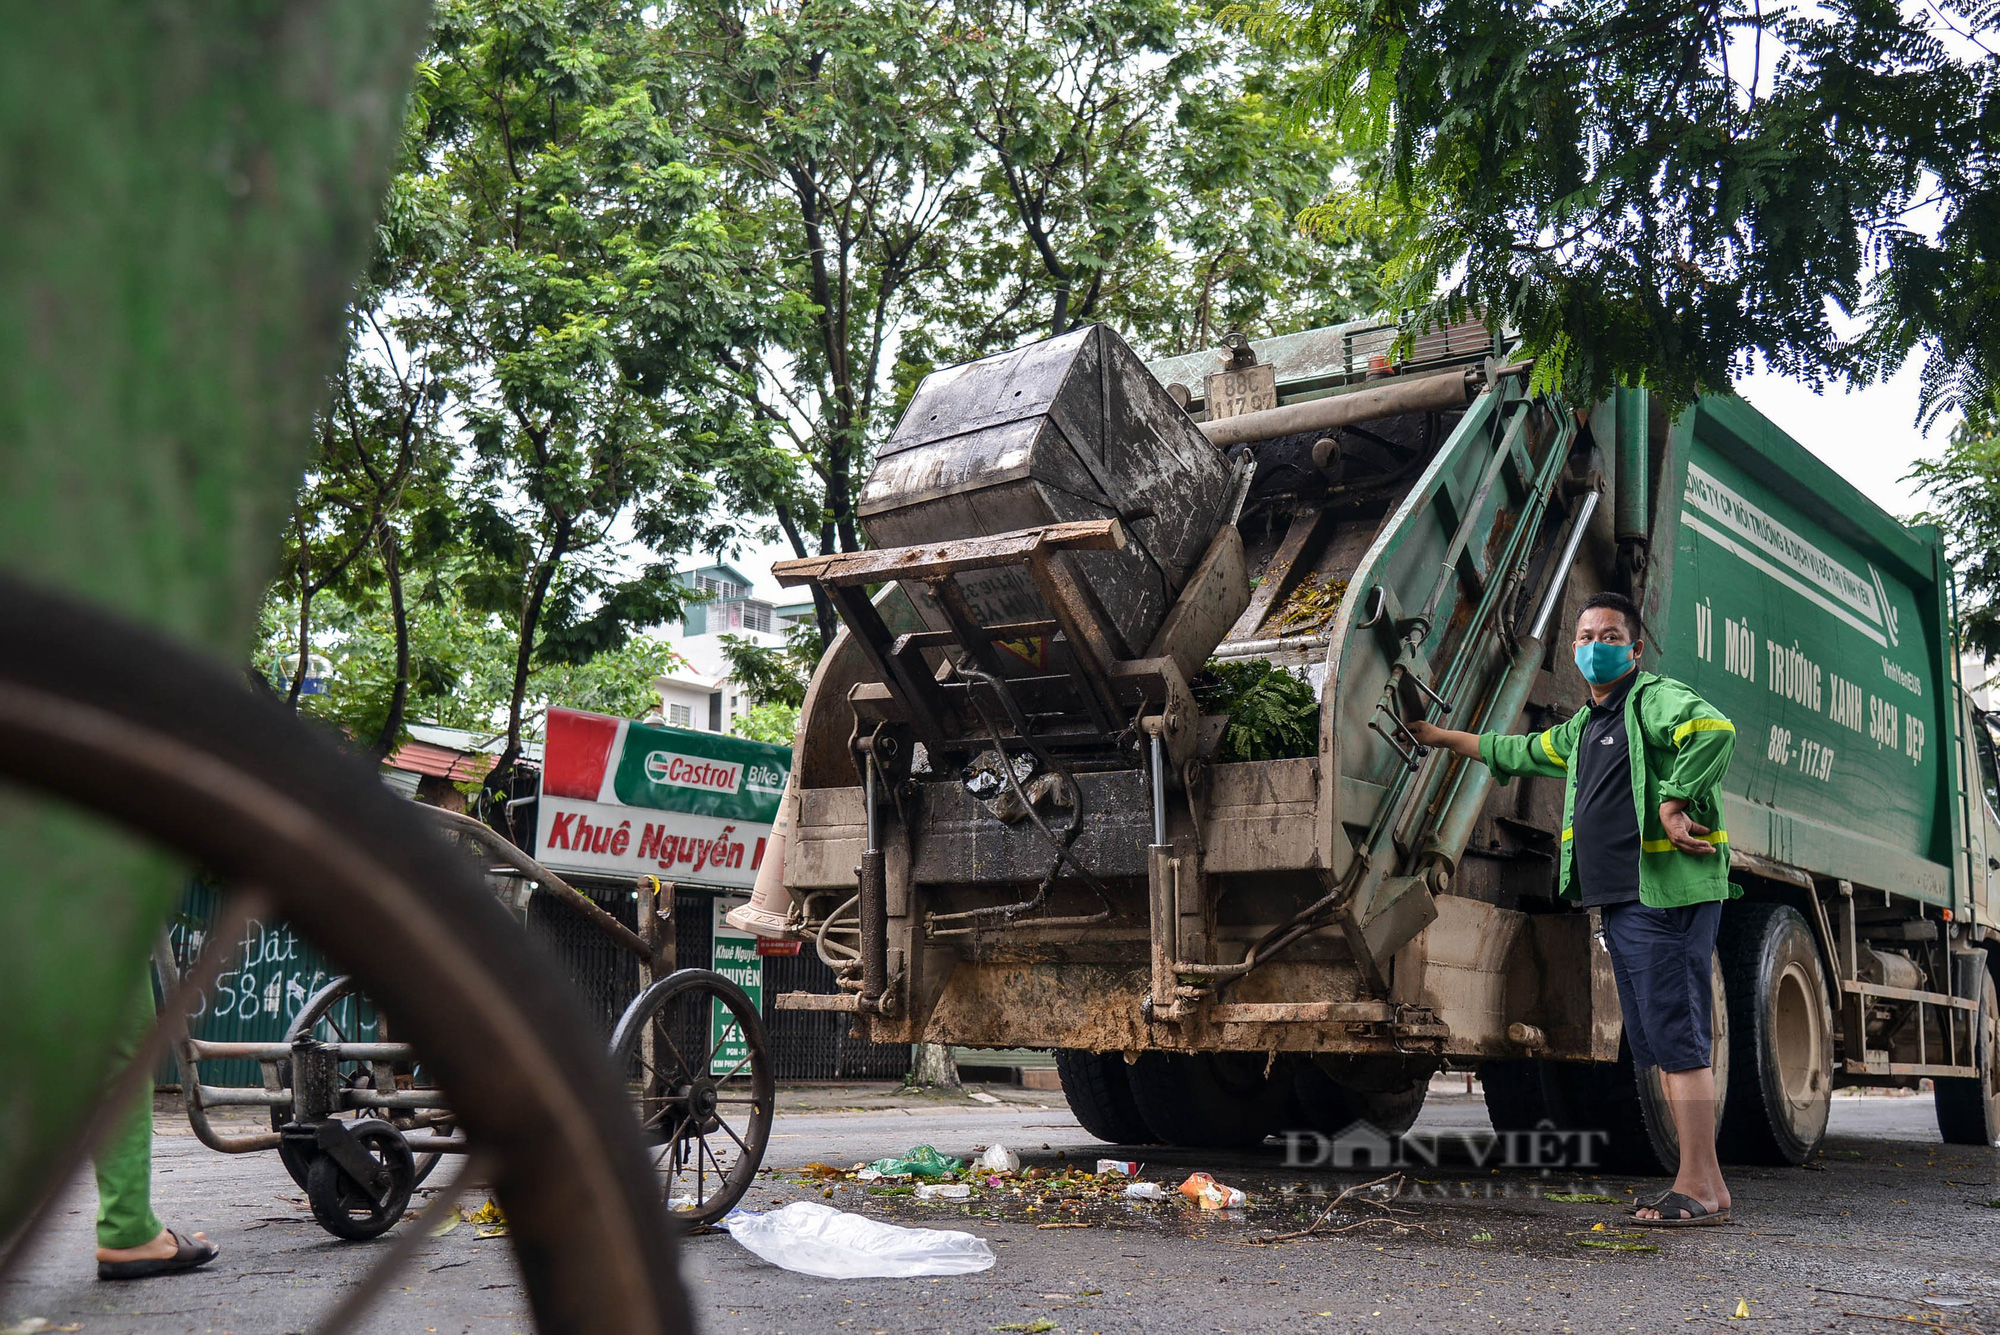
[534,708,790,888]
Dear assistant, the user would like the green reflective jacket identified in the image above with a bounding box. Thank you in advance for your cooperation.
[1476,671,1739,908]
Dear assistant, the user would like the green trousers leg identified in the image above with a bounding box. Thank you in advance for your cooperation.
[93,974,163,1250]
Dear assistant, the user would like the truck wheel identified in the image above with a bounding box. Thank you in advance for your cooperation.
[1717,903,1833,1164]
[1479,1059,1557,1132]
[1054,1049,1154,1145]
[1292,1057,1427,1136]
[1127,1051,1286,1149]
[1532,954,1731,1175]
[1935,966,2000,1146]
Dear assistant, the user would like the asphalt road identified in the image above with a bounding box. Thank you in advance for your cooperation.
[6,1083,1999,1334]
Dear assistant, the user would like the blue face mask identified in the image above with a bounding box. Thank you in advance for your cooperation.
[1574,640,1636,685]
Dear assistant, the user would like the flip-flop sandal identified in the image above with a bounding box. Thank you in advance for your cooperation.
[1625,1190,1672,1215]
[1630,1190,1729,1228]
[97,1229,219,1280]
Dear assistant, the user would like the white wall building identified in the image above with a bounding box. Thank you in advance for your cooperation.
[651,561,810,733]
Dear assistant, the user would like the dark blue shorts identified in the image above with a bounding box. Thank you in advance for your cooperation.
[1600,900,1722,1073]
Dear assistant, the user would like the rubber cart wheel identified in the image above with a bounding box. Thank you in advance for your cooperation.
[1936,962,2000,1146]
[0,575,688,1334]
[1053,1049,1154,1145]
[1291,1056,1428,1137]
[305,1118,417,1241]
[1717,903,1833,1164]
[609,968,775,1228]
[272,976,448,1190]
[1127,1051,1287,1149]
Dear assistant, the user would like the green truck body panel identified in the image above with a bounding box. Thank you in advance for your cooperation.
[1650,397,1962,908]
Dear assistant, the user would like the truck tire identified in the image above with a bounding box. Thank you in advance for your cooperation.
[1717,903,1833,1164]
[1610,951,1732,1174]
[1488,954,1730,1175]
[1292,1057,1428,1137]
[1935,964,2000,1146]
[1479,1059,1557,1132]
[1127,1051,1287,1149]
[1054,1049,1155,1145]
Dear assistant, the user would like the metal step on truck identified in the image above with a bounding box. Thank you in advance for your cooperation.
[735,315,2000,1172]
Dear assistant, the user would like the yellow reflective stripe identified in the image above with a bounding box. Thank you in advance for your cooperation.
[1561,827,1573,841]
[1672,717,1735,746]
[1641,829,1728,852]
[1539,730,1566,768]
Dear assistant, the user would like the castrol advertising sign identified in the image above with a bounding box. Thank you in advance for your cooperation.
[534,707,790,887]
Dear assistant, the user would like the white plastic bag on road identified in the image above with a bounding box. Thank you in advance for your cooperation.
[723,1202,996,1279]
[976,1143,1020,1173]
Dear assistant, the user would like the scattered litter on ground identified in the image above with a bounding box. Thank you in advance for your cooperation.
[460,1198,506,1237]
[865,1145,966,1179]
[993,1320,1058,1332]
[978,1144,1022,1173]
[1096,1159,1139,1177]
[966,1091,1002,1105]
[1035,1222,1091,1230]
[1,1320,83,1333]
[1544,1192,1622,1204]
[1179,1173,1248,1210]
[1123,1182,1172,1202]
[723,1202,995,1278]
[916,1183,973,1201]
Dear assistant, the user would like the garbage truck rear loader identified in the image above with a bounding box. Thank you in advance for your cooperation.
[754,318,2000,1170]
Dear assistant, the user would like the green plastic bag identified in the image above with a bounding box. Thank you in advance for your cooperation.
[866,1145,964,1179]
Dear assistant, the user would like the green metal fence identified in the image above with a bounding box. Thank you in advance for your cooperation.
[156,879,378,1091]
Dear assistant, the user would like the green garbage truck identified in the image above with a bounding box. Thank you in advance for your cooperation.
[754,315,2000,1171]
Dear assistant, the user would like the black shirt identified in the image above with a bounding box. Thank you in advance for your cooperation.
[1571,673,1642,906]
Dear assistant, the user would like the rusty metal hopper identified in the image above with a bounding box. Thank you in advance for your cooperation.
[859,324,1231,665]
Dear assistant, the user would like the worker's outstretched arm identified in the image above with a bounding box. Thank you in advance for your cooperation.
[1410,718,1571,781]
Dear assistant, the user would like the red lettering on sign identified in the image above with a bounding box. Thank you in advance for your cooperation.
[549,811,576,850]
[638,823,666,861]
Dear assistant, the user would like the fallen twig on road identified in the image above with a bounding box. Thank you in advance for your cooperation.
[1248,1173,1405,1244]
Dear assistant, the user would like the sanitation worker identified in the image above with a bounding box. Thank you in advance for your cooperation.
[1410,590,1737,1227]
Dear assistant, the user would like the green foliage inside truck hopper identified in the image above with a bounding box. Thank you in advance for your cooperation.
[1196,659,1320,763]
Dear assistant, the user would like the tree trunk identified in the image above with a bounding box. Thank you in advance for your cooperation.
[287,515,311,709]
[910,1042,960,1089]
[372,528,409,759]
[489,526,569,835]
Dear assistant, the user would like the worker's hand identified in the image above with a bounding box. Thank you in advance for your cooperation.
[1658,799,1716,855]
[1408,719,1481,759]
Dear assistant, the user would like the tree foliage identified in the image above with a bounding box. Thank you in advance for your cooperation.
[267,0,1388,769]
[261,572,689,740]
[661,0,1383,646]
[1240,0,2000,415]
[1911,405,2000,662]
[719,628,820,711]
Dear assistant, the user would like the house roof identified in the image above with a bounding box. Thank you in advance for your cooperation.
[386,738,497,783]
[679,560,757,587]
[387,721,542,782]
